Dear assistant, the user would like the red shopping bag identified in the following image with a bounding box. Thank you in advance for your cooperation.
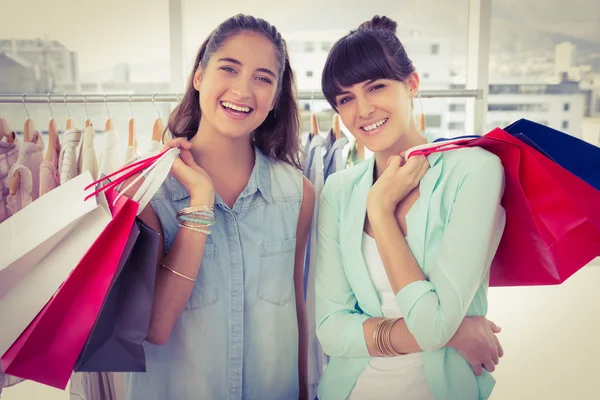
[0,192,138,389]
[408,128,600,286]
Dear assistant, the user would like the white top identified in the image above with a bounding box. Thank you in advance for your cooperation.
[97,129,122,178]
[348,233,434,400]
[59,128,82,184]
[79,126,98,180]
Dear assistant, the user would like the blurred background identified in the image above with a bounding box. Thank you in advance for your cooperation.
[1,0,599,399]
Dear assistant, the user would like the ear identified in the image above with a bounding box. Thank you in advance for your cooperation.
[407,72,420,99]
[192,66,203,91]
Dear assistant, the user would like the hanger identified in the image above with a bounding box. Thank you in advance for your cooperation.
[416,89,425,132]
[332,114,341,140]
[64,93,73,130]
[128,94,136,147]
[45,93,58,162]
[104,95,114,131]
[10,95,36,196]
[151,93,164,142]
[83,95,91,128]
[0,117,15,143]
[309,90,319,138]
[22,94,34,142]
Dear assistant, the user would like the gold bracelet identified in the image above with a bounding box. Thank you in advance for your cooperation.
[160,262,196,282]
[374,318,401,356]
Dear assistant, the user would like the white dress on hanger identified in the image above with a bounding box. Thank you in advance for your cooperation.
[59,128,83,184]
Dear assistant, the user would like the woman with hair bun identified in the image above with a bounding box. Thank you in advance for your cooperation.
[315,15,506,400]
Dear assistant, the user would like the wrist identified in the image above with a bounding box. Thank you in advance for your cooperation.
[189,190,215,206]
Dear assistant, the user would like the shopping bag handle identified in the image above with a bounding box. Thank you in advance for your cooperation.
[83,150,168,201]
[406,137,479,158]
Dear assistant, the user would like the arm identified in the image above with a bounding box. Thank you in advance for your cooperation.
[314,179,423,358]
[295,177,315,400]
[370,158,505,352]
[120,139,214,345]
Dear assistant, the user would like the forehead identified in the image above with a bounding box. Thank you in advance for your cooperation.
[214,31,279,72]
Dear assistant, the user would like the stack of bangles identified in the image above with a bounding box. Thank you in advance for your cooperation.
[176,205,216,235]
[373,317,403,356]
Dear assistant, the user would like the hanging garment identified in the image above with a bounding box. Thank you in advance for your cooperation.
[323,129,349,182]
[70,372,123,400]
[59,128,83,184]
[301,133,327,400]
[124,146,139,165]
[146,140,162,154]
[79,126,98,180]
[98,130,122,177]
[0,140,19,222]
[39,133,61,196]
[6,132,44,215]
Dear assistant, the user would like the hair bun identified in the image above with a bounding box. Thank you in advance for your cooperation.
[358,15,397,34]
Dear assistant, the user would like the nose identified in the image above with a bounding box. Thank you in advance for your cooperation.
[230,76,252,99]
[356,94,375,119]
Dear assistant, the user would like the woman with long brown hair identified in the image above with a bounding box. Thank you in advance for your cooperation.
[123,14,313,400]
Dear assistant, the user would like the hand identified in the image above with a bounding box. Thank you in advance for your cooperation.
[449,316,503,376]
[367,155,429,216]
[162,138,214,204]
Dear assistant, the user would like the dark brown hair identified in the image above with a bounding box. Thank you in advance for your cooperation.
[321,15,415,111]
[168,14,301,169]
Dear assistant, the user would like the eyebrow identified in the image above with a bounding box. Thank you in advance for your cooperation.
[335,80,377,97]
[217,57,277,79]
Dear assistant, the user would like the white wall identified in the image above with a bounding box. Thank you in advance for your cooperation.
[488,263,600,400]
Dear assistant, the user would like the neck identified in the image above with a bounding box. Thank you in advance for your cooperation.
[374,122,427,180]
[189,120,255,173]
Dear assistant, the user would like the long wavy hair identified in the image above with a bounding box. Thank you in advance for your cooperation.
[167,14,301,169]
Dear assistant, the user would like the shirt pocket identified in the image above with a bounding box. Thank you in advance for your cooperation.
[258,238,297,306]
[185,243,220,310]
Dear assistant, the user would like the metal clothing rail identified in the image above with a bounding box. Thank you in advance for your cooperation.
[0,93,183,104]
[0,89,482,105]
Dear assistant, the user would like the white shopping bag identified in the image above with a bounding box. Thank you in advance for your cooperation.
[0,204,112,356]
[0,171,98,301]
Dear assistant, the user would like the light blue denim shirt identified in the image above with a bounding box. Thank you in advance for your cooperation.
[125,147,303,400]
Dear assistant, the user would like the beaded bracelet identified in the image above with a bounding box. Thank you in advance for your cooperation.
[176,205,216,234]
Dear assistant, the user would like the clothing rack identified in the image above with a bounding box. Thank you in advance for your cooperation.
[0,89,482,105]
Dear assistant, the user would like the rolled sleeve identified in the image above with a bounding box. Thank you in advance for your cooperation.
[394,156,506,352]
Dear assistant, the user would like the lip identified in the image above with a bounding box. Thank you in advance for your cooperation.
[220,100,254,121]
[360,118,389,137]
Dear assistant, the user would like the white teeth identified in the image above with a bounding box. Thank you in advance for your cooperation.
[222,102,251,113]
[363,118,387,131]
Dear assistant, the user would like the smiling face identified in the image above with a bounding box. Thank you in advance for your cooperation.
[335,74,419,154]
[193,31,280,139]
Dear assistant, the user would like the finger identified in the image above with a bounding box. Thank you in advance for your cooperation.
[487,320,502,333]
[471,363,483,376]
[165,137,192,149]
[179,148,198,166]
[497,341,504,358]
[417,157,430,179]
[483,360,496,373]
[404,155,427,175]
[386,155,402,171]
[492,352,500,366]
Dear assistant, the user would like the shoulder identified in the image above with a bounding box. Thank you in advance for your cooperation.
[323,158,370,195]
[438,146,503,183]
[269,159,303,200]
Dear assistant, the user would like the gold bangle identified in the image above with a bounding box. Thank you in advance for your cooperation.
[374,318,401,356]
[160,262,196,282]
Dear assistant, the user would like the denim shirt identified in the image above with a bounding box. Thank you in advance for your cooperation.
[125,147,303,400]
